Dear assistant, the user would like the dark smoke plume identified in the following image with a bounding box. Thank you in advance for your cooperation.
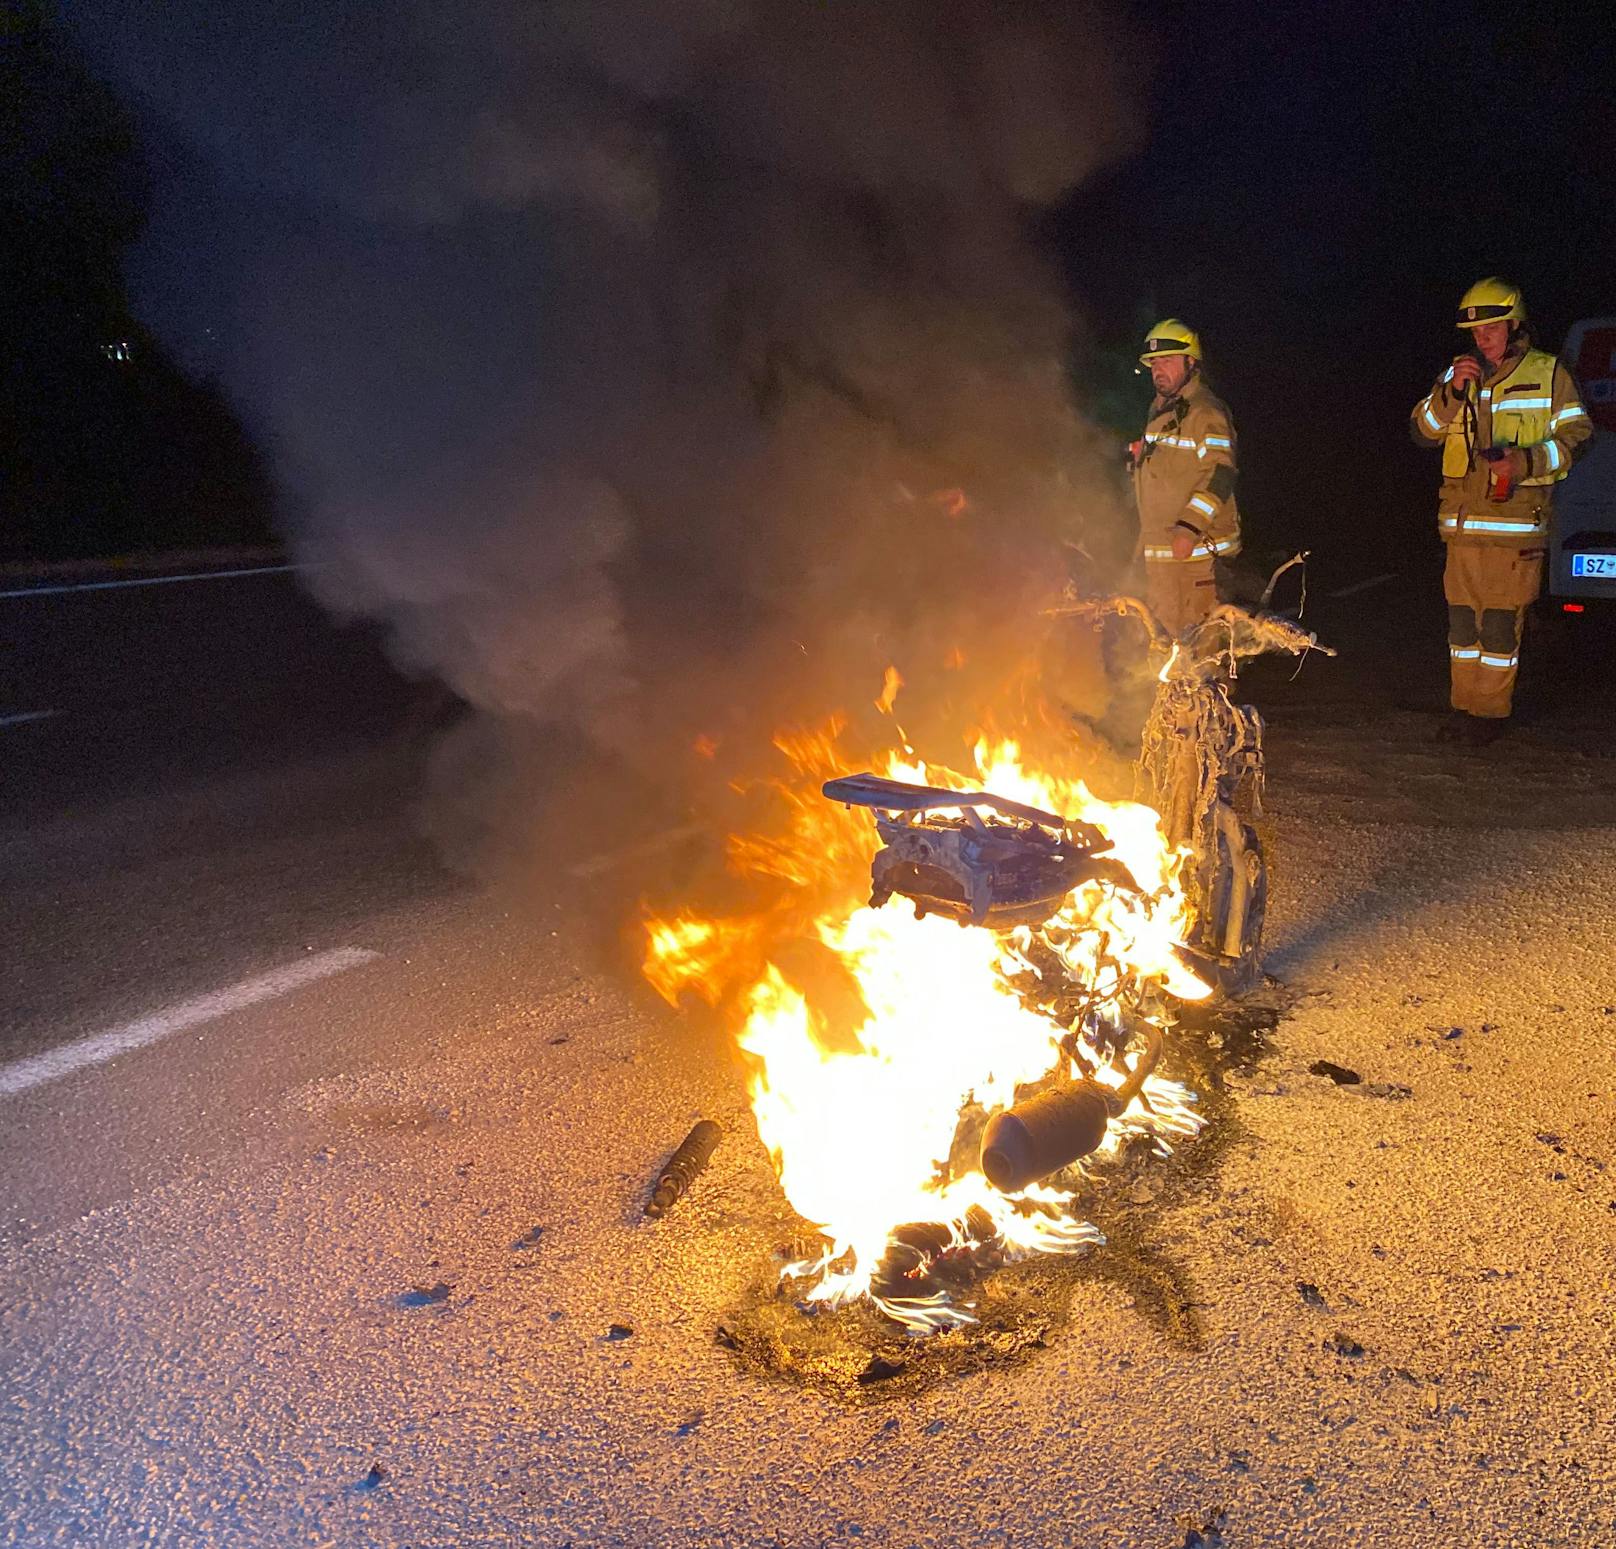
[88,0,1150,864]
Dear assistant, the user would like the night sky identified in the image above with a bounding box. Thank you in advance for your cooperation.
[1058,0,1613,559]
[61,0,1612,576]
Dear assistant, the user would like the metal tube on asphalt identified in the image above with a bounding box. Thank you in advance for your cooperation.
[646,1119,723,1218]
[980,1082,1112,1194]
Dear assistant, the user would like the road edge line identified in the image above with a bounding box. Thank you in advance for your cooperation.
[0,947,381,1101]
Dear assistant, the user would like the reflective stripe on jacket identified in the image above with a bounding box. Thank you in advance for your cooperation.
[1411,343,1592,544]
[1131,374,1241,563]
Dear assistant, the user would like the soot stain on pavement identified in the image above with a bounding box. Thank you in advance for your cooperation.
[715,986,1288,1403]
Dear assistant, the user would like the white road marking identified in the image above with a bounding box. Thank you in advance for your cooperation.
[0,710,59,728]
[0,947,381,1101]
[0,562,315,601]
[1329,571,1400,598]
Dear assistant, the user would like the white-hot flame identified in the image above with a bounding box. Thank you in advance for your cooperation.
[646,720,1208,1331]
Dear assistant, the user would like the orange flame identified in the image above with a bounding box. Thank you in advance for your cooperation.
[644,681,1207,1329]
[874,665,904,716]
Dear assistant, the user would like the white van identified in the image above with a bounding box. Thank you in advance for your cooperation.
[1549,316,1616,606]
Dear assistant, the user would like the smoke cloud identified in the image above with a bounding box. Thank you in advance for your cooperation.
[90,0,1150,865]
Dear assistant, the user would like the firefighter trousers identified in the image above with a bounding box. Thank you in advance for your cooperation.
[1143,557,1219,638]
[1442,538,1543,719]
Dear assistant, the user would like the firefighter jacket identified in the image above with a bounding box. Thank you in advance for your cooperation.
[1410,341,1592,545]
[1130,374,1241,563]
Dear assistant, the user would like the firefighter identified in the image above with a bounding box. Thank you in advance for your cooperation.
[1128,320,1241,636]
[1411,278,1592,743]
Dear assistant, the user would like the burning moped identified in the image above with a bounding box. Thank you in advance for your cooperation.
[816,572,1331,1236]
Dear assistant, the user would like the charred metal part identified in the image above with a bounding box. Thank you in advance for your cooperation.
[1207,805,1267,990]
[872,1213,1006,1306]
[823,773,1138,930]
[646,1119,722,1218]
[1044,592,1173,656]
[869,822,1133,929]
[1116,581,1333,982]
[964,1203,999,1243]
[889,1221,955,1259]
[883,1207,1000,1263]
[1053,564,1334,961]
[876,1224,958,1291]
[1169,940,1231,987]
[980,1081,1112,1193]
[823,774,1069,828]
[1113,1026,1164,1106]
[980,1028,1163,1194]
[1260,550,1312,611]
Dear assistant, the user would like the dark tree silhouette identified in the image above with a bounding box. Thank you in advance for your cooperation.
[1,0,275,563]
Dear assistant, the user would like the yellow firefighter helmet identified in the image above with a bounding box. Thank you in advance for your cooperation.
[1139,318,1201,364]
[1456,277,1525,329]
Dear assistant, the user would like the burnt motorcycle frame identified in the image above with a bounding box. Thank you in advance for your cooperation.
[1053,573,1332,995]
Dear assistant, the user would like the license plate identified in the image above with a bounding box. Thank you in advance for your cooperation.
[1571,553,1616,578]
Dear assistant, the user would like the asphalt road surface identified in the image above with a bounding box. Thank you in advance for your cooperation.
[3,563,1616,1546]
